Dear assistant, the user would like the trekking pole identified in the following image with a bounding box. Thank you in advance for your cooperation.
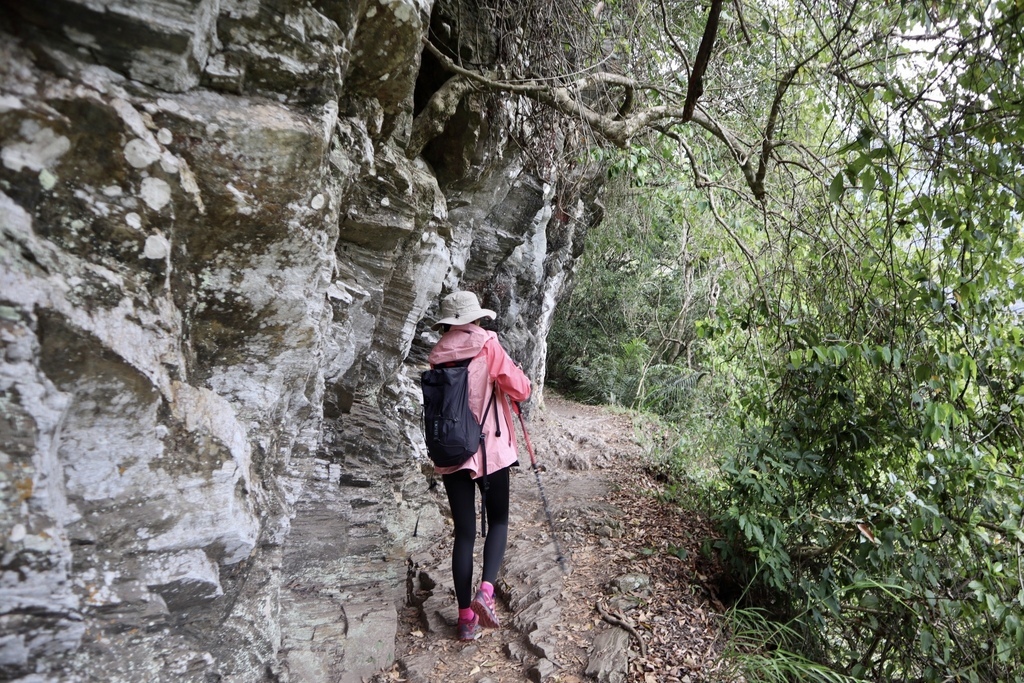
[513,402,569,573]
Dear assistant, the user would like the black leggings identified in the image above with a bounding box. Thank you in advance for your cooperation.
[442,466,511,609]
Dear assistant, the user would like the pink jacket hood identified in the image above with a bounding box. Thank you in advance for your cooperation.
[429,324,490,366]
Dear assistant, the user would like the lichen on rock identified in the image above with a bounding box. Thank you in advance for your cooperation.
[0,0,602,680]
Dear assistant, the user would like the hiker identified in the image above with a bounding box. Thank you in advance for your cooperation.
[427,290,532,641]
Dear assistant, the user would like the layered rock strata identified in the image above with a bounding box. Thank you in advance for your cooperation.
[0,0,599,680]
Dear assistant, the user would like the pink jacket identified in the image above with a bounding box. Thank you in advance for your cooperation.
[428,324,532,479]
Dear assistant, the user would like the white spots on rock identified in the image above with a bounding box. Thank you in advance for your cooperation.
[282,12,306,42]
[380,196,390,207]
[126,213,142,230]
[387,0,417,24]
[156,98,181,113]
[205,53,244,86]
[114,106,201,219]
[75,567,121,607]
[124,138,161,169]
[77,64,128,96]
[38,169,57,190]
[326,283,354,304]
[102,185,123,197]
[143,234,170,260]
[378,73,390,81]
[9,524,26,543]
[225,182,254,215]
[110,98,153,141]
[1,122,71,172]
[20,528,60,553]
[176,161,205,214]
[311,193,325,210]
[0,95,23,113]
[70,219,85,231]
[63,26,100,49]
[366,6,378,18]
[73,188,114,217]
[205,123,221,136]
[140,177,172,211]
[159,156,180,174]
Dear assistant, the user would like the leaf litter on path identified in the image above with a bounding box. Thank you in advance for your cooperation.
[386,395,727,683]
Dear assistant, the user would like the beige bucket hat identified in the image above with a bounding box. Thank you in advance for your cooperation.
[431,291,496,330]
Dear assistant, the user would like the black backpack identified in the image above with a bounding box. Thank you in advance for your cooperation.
[421,358,497,467]
[421,356,501,535]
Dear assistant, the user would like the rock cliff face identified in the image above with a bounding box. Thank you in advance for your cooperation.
[0,1,601,680]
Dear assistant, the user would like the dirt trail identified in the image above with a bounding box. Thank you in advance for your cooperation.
[382,395,727,683]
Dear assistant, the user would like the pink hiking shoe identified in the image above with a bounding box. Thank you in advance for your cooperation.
[457,613,481,641]
[471,589,500,628]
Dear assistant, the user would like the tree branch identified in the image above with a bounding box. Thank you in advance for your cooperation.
[406,74,477,159]
[658,0,691,75]
[682,0,724,123]
[418,37,769,200]
[753,0,858,200]
[733,0,754,46]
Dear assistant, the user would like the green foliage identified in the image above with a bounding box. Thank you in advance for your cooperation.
[721,605,859,683]
[709,1,1024,678]
[548,165,734,420]
[559,336,709,417]
[547,0,1024,679]
[718,183,1024,678]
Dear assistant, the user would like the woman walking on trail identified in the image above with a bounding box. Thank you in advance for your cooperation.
[428,291,532,642]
